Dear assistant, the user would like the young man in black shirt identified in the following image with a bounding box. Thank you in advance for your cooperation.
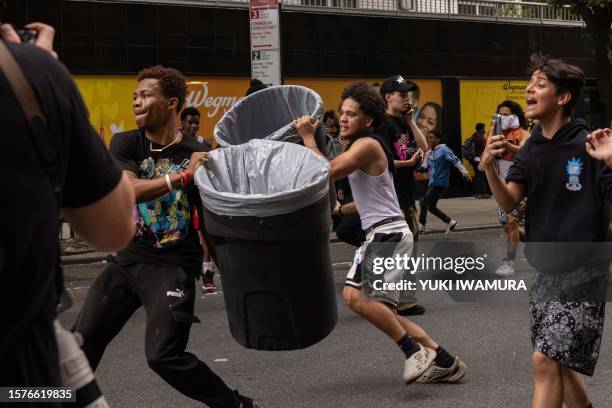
[0,22,134,396]
[74,66,256,407]
[379,75,428,316]
[180,106,216,292]
[482,54,612,408]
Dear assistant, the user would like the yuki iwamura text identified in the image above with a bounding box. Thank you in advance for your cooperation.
[372,254,488,275]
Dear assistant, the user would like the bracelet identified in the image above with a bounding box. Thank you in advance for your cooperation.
[164,174,173,192]
[181,171,191,186]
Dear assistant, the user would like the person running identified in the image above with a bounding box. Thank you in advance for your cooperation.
[417,131,472,234]
[482,54,612,408]
[489,100,530,278]
[293,82,466,384]
[74,66,257,408]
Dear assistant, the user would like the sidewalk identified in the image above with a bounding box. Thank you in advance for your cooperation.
[61,196,501,266]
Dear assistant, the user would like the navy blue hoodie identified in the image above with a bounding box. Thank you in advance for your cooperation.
[506,119,612,244]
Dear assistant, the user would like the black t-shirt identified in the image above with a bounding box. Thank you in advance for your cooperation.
[378,115,418,208]
[507,119,612,243]
[0,43,122,349]
[110,129,207,269]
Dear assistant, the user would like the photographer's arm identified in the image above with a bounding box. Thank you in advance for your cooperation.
[63,173,135,252]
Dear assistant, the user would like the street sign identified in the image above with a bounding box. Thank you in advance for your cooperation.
[249,0,281,86]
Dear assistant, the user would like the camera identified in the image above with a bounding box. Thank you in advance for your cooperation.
[16,28,37,44]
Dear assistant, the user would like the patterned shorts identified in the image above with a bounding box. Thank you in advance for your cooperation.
[497,199,527,226]
[530,301,605,376]
[345,220,413,308]
[529,266,608,376]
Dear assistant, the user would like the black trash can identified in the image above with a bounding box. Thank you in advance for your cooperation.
[196,139,337,350]
[214,84,336,210]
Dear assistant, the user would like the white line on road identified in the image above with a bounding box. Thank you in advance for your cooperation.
[332,262,352,268]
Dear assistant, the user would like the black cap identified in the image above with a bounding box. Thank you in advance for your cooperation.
[379,75,417,97]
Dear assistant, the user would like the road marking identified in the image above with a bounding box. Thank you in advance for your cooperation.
[214,358,228,362]
[332,262,352,268]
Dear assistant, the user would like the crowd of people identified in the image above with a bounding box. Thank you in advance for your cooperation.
[2,18,612,408]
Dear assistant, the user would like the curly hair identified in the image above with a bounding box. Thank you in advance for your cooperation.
[137,65,188,112]
[526,53,584,116]
[340,82,386,129]
[496,100,528,129]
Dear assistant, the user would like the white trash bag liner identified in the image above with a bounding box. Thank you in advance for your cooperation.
[195,139,330,217]
[214,85,324,148]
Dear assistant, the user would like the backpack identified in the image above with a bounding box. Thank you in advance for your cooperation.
[462,136,476,161]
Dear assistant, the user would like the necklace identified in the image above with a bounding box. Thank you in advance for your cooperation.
[149,132,181,152]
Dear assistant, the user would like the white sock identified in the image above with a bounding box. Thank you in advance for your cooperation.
[202,262,213,272]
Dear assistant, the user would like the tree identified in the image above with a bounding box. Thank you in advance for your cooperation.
[549,0,611,125]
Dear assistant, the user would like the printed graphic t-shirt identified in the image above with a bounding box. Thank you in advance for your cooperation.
[378,115,418,208]
[110,129,208,269]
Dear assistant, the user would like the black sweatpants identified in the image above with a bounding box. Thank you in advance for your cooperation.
[419,186,451,225]
[74,258,241,408]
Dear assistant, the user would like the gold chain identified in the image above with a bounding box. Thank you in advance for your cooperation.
[149,132,182,152]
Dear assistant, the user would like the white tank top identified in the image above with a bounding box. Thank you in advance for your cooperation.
[348,168,403,230]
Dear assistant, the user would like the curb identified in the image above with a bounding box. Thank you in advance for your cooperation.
[61,224,501,267]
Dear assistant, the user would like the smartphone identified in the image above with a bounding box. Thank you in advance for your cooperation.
[492,114,503,136]
[16,29,37,44]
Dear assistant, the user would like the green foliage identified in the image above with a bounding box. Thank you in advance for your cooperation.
[548,0,609,8]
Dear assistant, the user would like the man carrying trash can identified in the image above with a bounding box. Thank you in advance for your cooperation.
[74,65,257,408]
[293,82,466,384]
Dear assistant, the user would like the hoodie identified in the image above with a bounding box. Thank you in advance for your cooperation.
[506,119,612,244]
[417,144,468,188]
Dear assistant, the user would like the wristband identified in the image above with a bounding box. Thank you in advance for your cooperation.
[164,174,173,192]
[181,171,191,186]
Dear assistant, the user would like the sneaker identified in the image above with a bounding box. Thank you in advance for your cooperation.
[481,194,491,199]
[445,219,457,235]
[494,260,515,278]
[398,304,426,316]
[202,280,217,293]
[416,356,467,384]
[403,344,436,384]
[236,391,259,408]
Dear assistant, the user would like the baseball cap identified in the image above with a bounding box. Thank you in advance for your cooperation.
[379,75,418,97]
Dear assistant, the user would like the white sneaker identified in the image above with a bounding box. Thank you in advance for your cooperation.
[445,220,457,235]
[494,260,515,278]
[416,356,467,383]
[403,344,437,384]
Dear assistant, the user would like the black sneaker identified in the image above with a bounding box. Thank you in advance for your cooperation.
[398,304,426,316]
[238,394,259,408]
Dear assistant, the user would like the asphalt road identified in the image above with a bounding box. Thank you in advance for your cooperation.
[59,229,612,407]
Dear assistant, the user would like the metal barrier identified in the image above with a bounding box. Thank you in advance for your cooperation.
[281,0,582,25]
[69,0,583,26]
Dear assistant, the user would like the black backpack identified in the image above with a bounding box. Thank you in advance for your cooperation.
[462,136,476,161]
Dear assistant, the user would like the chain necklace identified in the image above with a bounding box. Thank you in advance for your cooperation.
[149,132,182,152]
